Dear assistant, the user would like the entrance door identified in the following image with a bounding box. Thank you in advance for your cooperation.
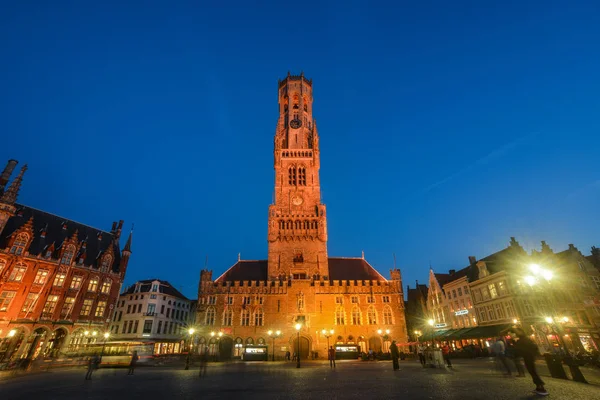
[292,336,310,359]
[219,337,233,361]
[368,336,382,353]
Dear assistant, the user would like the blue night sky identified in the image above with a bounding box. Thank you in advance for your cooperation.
[1,1,599,299]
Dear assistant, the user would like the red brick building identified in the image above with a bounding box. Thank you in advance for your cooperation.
[0,160,132,361]
[196,74,408,360]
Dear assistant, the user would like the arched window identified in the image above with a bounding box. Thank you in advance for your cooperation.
[88,277,99,292]
[351,306,362,325]
[335,306,345,325]
[205,307,216,325]
[241,309,250,326]
[61,245,75,265]
[286,220,292,229]
[100,279,112,294]
[367,306,377,325]
[383,306,393,325]
[288,166,297,186]
[254,308,264,326]
[10,233,29,255]
[298,167,306,186]
[100,255,112,272]
[295,220,301,230]
[303,220,309,229]
[223,309,233,326]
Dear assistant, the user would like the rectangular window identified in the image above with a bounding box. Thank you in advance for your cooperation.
[118,311,123,321]
[33,269,49,285]
[61,297,75,316]
[367,296,375,304]
[242,296,251,305]
[137,304,142,313]
[122,322,127,334]
[80,299,94,316]
[497,281,508,296]
[277,300,280,312]
[208,296,216,305]
[452,290,457,299]
[127,304,132,314]
[147,304,156,314]
[591,276,600,290]
[254,311,263,326]
[163,321,169,334]
[495,303,505,319]
[481,288,490,301]
[256,296,264,305]
[95,301,107,317]
[335,296,343,304]
[127,321,133,334]
[157,320,163,334]
[0,291,17,312]
[53,273,66,287]
[168,321,174,334]
[488,284,498,299]
[241,311,250,326]
[486,305,495,320]
[161,305,165,314]
[464,286,469,294]
[143,320,153,334]
[150,294,157,299]
[351,296,358,304]
[8,265,27,282]
[88,278,99,292]
[152,284,158,292]
[478,307,487,322]
[457,287,463,296]
[21,293,39,313]
[42,295,59,316]
[382,296,390,303]
[133,320,139,333]
[166,308,170,318]
[100,281,111,294]
[227,296,233,305]
[175,310,180,319]
[70,275,83,290]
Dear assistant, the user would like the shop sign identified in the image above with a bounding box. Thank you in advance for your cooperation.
[455,309,469,316]
[434,323,447,328]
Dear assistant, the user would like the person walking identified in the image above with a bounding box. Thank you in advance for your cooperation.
[506,338,525,377]
[285,350,291,361]
[493,338,512,376]
[417,344,426,366]
[127,350,139,375]
[328,346,336,369]
[85,353,100,380]
[441,343,452,368]
[390,340,400,370]
[514,329,548,396]
[198,346,208,378]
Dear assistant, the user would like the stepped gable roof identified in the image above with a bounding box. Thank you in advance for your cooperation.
[121,279,188,300]
[215,257,386,283]
[0,204,121,272]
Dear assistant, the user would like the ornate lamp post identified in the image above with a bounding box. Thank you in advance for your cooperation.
[100,332,110,362]
[377,329,391,352]
[268,330,282,361]
[295,323,302,368]
[321,329,334,352]
[428,319,435,346]
[185,328,195,370]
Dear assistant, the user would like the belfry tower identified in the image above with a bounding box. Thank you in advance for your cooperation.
[267,73,328,279]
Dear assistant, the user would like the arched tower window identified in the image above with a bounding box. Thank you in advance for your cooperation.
[205,307,216,326]
[298,167,306,186]
[351,306,362,325]
[61,245,76,265]
[367,306,377,325]
[335,306,345,325]
[288,166,297,186]
[383,306,393,325]
[254,308,264,326]
[223,309,233,326]
[10,233,29,255]
[241,309,250,326]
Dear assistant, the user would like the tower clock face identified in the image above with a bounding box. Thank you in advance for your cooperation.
[292,195,303,205]
[290,119,302,129]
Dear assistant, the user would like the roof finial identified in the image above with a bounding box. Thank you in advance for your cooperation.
[238,252,241,261]
[0,159,18,191]
[361,250,364,259]
[1,164,27,204]
[123,223,133,253]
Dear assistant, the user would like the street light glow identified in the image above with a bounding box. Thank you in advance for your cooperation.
[268,330,273,336]
[512,319,518,324]
[210,331,215,337]
[92,331,97,336]
[541,270,553,281]
[524,276,537,286]
[427,319,434,326]
[329,329,334,335]
[218,332,223,337]
[545,317,554,324]
[385,329,390,334]
[377,329,382,335]
[295,323,301,331]
[529,264,541,274]
[188,328,195,335]
[561,317,569,323]
[276,330,281,336]
[7,329,16,337]
[103,332,110,339]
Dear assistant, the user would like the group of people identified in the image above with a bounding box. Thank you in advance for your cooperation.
[84,350,139,381]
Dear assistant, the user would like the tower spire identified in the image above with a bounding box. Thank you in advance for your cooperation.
[0,159,18,193]
[1,164,27,204]
[123,224,133,253]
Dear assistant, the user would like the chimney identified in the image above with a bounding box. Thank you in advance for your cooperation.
[468,256,477,265]
[0,159,18,188]
[568,243,576,251]
[449,269,456,275]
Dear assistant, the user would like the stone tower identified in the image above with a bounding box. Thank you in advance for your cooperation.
[267,73,328,279]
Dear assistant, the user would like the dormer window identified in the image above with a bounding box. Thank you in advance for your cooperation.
[10,233,29,255]
[61,245,75,265]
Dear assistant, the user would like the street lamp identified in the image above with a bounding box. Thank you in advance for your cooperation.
[185,328,195,370]
[0,329,17,363]
[268,330,282,361]
[100,332,110,362]
[321,329,334,354]
[295,323,302,368]
[414,330,422,342]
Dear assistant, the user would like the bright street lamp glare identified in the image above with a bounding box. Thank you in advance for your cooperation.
[512,319,518,324]
[8,329,16,337]
[189,328,195,335]
[276,330,281,335]
[330,329,334,335]
[427,319,434,326]
[545,317,553,324]
[210,331,215,337]
[268,330,273,336]
[377,329,382,335]
[103,332,110,339]
[295,323,301,331]
[541,270,553,281]
[524,276,537,286]
[386,329,390,334]
[529,264,541,274]
[218,332,223,337]
[562,317,569,323]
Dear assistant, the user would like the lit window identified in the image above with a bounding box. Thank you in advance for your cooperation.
[80,299,94,316]
[53,273,66,287]
[143,320,153,334]
[383,306,393,325]
[61,245,75,265]
[33,269,49,285]
[8,264,27,282]
[100,280,112,294]
[254,308,264,326]
[61,297,75,316]
[95,301,107,317]
[367,306,377,325]
[488,284,498,299]
[351,306,361,325]
[10,233,28,255]
[0,291,17,312]
[21,293,39,313]
[70,275,83,290]
[88,278,99,292]
[42,295,59,316]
